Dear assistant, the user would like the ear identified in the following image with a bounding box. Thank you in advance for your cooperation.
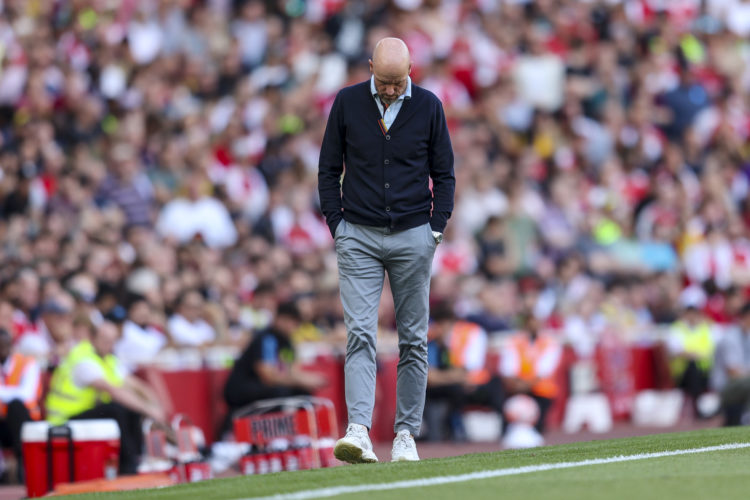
[369,59,374,73]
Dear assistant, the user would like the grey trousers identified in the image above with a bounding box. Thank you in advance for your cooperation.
[334,219,436,436]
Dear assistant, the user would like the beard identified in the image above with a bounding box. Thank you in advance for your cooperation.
[379,93,398,106]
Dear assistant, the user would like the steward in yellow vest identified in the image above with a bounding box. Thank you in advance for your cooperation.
[667,304,716,416]
[45,340,123,425]
[44,320,166,475]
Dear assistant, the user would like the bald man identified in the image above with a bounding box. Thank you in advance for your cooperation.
[318,38,455,463]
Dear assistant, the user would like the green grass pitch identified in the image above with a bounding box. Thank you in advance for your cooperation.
[64,427,750,500]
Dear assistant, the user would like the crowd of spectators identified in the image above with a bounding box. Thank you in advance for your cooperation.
[2,0,750,422]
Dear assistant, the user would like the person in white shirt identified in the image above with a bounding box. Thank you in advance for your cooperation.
[155,169,237,249]
[114,297,167,369]
[167,290,217,347]
[712,303,750,425]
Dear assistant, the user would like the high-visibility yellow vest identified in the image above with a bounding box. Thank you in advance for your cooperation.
[670,320,715,376]
[45,341,124,425]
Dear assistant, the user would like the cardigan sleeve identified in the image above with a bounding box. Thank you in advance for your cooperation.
[427,99,455,233]
[318,92,346,237]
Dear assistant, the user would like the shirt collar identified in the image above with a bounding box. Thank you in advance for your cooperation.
[370,75,412,101]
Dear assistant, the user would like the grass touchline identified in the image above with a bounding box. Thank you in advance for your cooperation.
[242,442,750,500]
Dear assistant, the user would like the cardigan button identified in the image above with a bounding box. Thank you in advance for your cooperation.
[385,183,390,189]
[384,159,390,165]
[385,206,391,212]
[385,135,391,140]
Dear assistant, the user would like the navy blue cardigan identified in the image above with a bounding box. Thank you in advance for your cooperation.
[318,81,455,236]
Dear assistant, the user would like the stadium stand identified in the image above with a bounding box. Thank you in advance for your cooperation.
[1,0,750,485]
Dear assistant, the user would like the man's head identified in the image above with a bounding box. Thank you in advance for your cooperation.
[72,313,96,342]
[681,304,703,325]
[679,286,706,325]
[92,320,119,358]
[429,301,456,341]
[126,294,150,327]
[518,311,541,339]
[369,37,411,107]
[14,268,39,312]
[175,289,204,323]
[0,328,12,363]
[110,143,138,182]
[273,300,302,337]
[40,294,75,342]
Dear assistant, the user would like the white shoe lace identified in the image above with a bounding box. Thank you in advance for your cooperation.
[393,431,416,459]
[346,424,371,449]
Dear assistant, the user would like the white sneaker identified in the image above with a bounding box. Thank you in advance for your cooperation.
[391,430,419,462]
[334,424,378,464]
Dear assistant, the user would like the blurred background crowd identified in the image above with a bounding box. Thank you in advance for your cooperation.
[2,0,750,441]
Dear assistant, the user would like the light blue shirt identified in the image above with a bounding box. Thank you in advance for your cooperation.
[371,75,412,131]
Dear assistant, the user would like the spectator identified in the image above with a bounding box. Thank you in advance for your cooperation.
[96,143,155,228]
[0,0,750,446]
[114,295,167,369]
[658,55,711,142]
[711,303,750,426]
[167,290,217,348]
[45,321,166,475]
[513,26,565,112]
[465,279,519,334]
[222,302,326,432]
[500,313,563,434]
[424,303,504,442]
[156,169,238,249]
[667,287,717,416]
[9,268,42,341]
[0,328,42,482]
[31,296,76,365]
[239,281,276,332]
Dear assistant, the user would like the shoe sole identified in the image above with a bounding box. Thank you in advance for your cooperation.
[392,456,419,462]
[334,441,378,464]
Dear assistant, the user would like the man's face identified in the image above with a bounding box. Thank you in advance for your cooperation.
[93,322,118,357]
[276,315,300,337]
[180,292,203,322]
[129,301,150,326]
[683,308,701,324]
[44,311,72,342]
[369,60,410,107]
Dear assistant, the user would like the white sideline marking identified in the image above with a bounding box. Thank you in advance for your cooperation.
[242,442,750,500]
